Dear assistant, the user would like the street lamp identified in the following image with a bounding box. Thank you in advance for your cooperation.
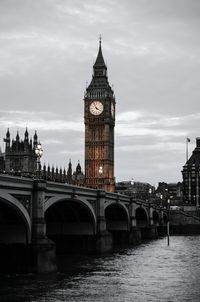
[160,194,163,207]
[35,143,43,178]
[98,165,103,190]
[130,178,134,196]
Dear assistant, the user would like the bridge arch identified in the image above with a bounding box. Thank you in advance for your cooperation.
[105,201,130,232]
[135,206,148,228]
[44,196,96,254]
[163,212,168,224]
[45,195,96,225]
[0,193,31,244]
[152,210,160,226]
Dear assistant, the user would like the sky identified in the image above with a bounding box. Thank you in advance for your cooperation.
[0,0,200,186]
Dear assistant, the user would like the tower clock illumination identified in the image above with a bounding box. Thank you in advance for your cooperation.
[84,39,116,192]
[90,101,104,115]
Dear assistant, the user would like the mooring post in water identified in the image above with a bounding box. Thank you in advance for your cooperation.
[167,199,170,246]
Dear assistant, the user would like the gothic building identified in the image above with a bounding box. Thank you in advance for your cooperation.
[182,138,200,207]
[0,129,38,176]
[66,159,84,186]
[0,129,85,186]
[84,40,115,192]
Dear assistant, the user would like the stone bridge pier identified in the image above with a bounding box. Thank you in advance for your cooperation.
[31,180,57,273]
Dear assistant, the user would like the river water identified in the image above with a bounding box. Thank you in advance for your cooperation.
[0,236,200,302]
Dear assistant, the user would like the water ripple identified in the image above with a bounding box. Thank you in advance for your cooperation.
[1,236,200,301]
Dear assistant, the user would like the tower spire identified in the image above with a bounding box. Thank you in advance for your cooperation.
[24,127,29,141]
[93,36,106,68]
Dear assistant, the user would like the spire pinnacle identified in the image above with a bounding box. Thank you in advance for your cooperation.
[93,37,106,68]
[6,128,10,138]
[16,131,20,141]
[25,127,29,139]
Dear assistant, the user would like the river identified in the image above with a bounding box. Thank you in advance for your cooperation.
[0,236,200,302]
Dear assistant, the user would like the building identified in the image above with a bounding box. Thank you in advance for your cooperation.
[116,180,154,200]
[84,39,115,192]
[0,129,85,186]
[156,182,182,206]
[72,161,85,186]
[0,128,38,176]
[182,137,200,207]
[0,147,5,171]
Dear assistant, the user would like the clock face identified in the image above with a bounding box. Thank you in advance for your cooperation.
[90,101,104,115]
[111,103,115,117]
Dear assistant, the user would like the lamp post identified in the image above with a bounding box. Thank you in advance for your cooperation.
[167,198,170,246]
[35,143,43,179]
[160,194,163,207]
[98,165,103,190]
[130,178,134,196]
[131,178,134,186]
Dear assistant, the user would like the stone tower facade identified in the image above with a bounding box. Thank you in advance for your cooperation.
[84,40,115,192]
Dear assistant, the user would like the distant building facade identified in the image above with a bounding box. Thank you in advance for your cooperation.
[116,180,154,200]
[156,182,182,206]
[182,138,200,207]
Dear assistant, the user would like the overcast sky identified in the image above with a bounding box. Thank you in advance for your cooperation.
[0,0,200,186]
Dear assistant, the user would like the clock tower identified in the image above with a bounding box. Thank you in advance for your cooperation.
[84,39,115,192]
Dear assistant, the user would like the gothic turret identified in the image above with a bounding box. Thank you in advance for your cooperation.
[6,128,10,140]
[67,159,72,184]
[76,161,82,174]
[33,131,38,147]
[24,128,29,141]
[4,128,10,150]
[72,161,84,186]
[16,131,20,142]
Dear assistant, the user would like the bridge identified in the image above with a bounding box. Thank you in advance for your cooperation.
[0,174,167,273]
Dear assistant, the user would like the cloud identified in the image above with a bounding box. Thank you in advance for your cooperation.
[59,149,83,156]
[0,110,83,132]
[117,141,185,153]
[116,110,200,138]
[42,139,64,145]
[0,0,200,184]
